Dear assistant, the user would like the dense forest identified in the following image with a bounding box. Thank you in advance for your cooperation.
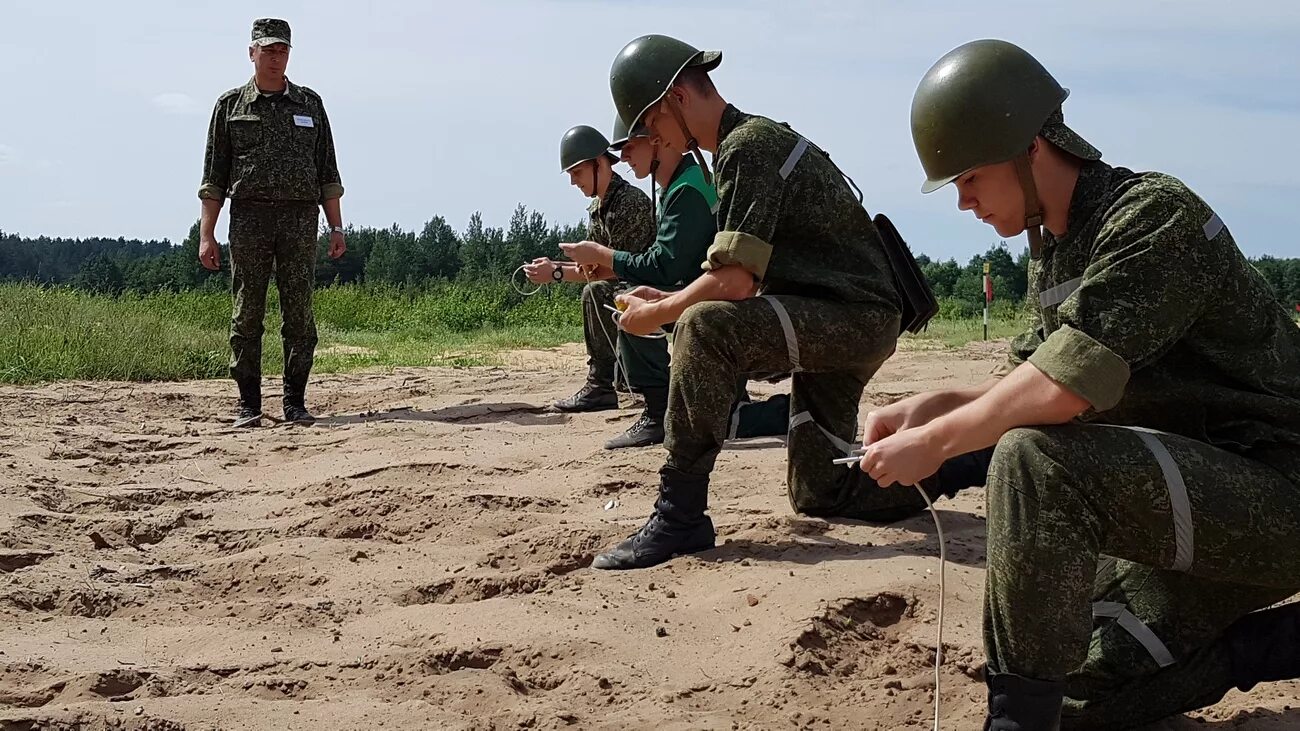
[3,205,1298,314]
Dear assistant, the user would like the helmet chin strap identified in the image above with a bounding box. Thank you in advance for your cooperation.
[1013,152,1044,259]
[648,144,661,227]
[665,94,711,186]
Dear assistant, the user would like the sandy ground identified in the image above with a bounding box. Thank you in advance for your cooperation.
[1,342,1297,731]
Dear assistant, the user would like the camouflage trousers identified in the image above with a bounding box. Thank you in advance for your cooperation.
[663,295,899,512]
[228,200,320,388]
[580,281,621,388]
[981,424,1300,729]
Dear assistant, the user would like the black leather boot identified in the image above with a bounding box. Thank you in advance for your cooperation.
[282,377,315,425]
[604,387,667,449]
[555,383,619,413]
[732,393,791,439]
[592,467,715,570]
[985,673,1064,731]
[1226,601,1300,692]
[831,447,994,522]
[234,378,263,428]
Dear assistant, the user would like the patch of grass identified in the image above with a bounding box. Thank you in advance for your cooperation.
[0,283,582,384]
[0,282,1022,385]
[0,285,232,382]
[902,316,1025,349]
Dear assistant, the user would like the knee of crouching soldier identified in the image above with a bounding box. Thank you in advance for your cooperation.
[584,278,614,296]
[988,427,1068,501]
[675,301,734,351]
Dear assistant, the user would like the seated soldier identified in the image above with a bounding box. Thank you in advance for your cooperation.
[592,35,917,570]
[526,125,655,413]
[561,116,791,449]
[865,39,1300,730]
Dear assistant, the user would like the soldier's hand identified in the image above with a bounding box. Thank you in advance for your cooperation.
[613,296,663,336]
[618,286,668,304]
[863,390,968,447]
[199,235,222,271]
[858,426,944,488]
[863,402,914,445]
[558,240,609,266]
[586,264,617,280]
[523,258,556,284]
[328,230,347,260]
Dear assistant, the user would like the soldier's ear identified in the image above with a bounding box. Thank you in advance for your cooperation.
[248,45,256,62]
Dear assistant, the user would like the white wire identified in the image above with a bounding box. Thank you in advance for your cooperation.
[519,261,665,404]
[913,482,946,731]
[580,266,635,401]
[604,305,669,340]
[511,261,630,398]
[510,264,543,296]
[835,456,947,729]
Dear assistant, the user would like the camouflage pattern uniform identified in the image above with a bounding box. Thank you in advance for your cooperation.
[664,105,902,509]
[980,161,1300,729]
[579,172,655,390]
[199,44,343,395]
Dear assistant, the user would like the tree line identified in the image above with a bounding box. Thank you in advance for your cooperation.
[3,208,1299,313]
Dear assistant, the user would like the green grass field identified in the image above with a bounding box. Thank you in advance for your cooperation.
[0,283,1027,384]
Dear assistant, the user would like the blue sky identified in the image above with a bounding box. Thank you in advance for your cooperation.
[1,0,1297,261]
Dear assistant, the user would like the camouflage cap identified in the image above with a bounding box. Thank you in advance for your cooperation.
[1040,107,1101,161]
[251,18,292,48]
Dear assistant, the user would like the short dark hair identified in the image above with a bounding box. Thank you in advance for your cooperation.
[675,67,718,98]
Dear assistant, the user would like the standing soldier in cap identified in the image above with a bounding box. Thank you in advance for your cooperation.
[561,117,791,448]
[871,38,1300,729]
[197,18,347,427]
[524,125,654,413]
[592,35,939,571]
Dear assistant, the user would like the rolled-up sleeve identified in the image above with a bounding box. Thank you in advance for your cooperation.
[198,99,230,200]
[1028,324,1131,410]
[315,102,344,201]
[702,146,782,280]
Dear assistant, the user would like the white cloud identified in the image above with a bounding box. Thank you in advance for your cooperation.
[151,92,203,116]
[0,145,16,166]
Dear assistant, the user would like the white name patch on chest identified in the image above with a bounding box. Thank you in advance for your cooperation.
[293,115,315,128]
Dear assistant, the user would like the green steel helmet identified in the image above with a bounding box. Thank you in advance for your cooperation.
[911,39,1073,193]
[559,125,616,173]
[608,114,650,152]
[609,34,721,130]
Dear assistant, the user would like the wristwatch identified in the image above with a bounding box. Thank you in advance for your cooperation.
[551,265,565,282]
[330,226,345,235]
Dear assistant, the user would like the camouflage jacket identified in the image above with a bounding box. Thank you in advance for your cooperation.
[198,77,344,203]
[587,172,654,254]
[1009,161,1300,479]
[702,104,899,310]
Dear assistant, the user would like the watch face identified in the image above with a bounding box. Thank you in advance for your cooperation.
[552,267,564,281]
